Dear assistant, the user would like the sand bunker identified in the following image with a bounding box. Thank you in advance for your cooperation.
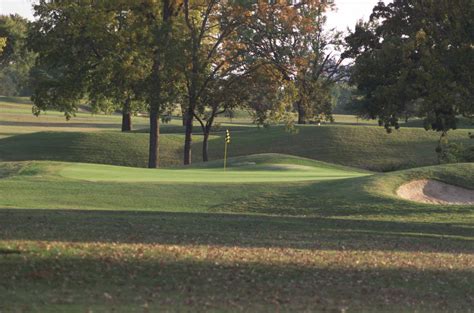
[397,179,474,205]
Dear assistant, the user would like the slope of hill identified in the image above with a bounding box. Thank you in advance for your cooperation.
[0,125,472,171]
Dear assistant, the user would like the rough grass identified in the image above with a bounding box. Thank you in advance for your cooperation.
[0,131,189,167]
[1,126,472,171]
[205,126,473,171]
[0,96,150,139]
[0,161,473,312]
[2,96,472,171]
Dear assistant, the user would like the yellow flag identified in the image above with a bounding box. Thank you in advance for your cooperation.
[225,129,231,144]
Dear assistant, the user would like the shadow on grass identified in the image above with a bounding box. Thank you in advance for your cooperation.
[1,209,472,254]
[0,120,120,129]
[0,96,31,104]
[1,253,472,312]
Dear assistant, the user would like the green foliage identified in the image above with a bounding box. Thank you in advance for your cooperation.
[0,14,35,96]
[331,82,356,114]
[0,37,6,54]
[465,146,474,162]
[239,64,296,127]
[241,2,345,124]
[29,1,152,119]
[345,0,474,134]
[438,142,467,164]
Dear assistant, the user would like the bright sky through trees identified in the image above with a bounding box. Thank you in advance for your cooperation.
[1,0,391,31]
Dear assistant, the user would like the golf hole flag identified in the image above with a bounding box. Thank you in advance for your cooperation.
[224,129,231,171]
[225,129,231,144]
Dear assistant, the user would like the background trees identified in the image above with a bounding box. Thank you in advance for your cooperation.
[345,0,473,142]
[0,14,36,96]
[24,0,472,166]
[29,0,183,168]
[241,0,345,125]
[29,1,151,131]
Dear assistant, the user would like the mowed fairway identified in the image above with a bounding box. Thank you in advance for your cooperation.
[0,97,473,313]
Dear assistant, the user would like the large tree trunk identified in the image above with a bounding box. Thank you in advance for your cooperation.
[148,55,161,169]
[121,98,132,132]
[146,0,176,169]
[182,112,187,126]
[202,129,210,162]
[121,111,132,132]
[297,100,306,124]
[148,109,160,168]
[183,109,193,165]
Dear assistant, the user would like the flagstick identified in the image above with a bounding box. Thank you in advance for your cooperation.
[224,141,228,172]
[224,129,230,172]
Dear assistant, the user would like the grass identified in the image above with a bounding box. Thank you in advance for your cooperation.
[1,126,472,171]
[2,96,472,171]
[0,96,150,139]
[0,158,472,215]
[0,131,198,167]
[404,116,474,129]
[0,159,473,312]
[1,96,473,312]
[58,154,368,183]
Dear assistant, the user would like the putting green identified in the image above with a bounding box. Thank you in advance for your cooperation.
[58,161,369,183]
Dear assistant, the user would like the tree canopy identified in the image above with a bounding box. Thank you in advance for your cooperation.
[240,0,344,124]
[345,0,474,135]
[0,14,35,96]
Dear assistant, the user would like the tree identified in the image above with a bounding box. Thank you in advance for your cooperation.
[194,74,242,162]
[0,37,6,55]
[345,0,474,158]
[29,0,182,168]
[85,4,152,132]
[29,2,151,131]
[0,14,36,96]
[331,82,356,115]
[141,0,183,168]
[179,0,248,165]
[241,0,344,125]
[231,61,295,128]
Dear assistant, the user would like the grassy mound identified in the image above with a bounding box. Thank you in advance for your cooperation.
[190,153,369,172]
[1,125,472,171]
[0,131,187,167]
[205,125,473,171]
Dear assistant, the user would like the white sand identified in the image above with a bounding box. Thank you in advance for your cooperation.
[397,179,474,205]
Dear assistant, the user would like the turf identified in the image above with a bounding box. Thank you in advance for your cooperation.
[0,131,189,167]
[0,158,472,215]
[1,126,472,171]
[1,97,473,312]
[58,154,368,183]
[2,96,472,171]
[0,160,473,312]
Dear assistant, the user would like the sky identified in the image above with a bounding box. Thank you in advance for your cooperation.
[1,0,389,32]
[327,0,388,31]
[0,0,36,20]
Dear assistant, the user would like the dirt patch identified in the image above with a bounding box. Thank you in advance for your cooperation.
[397,179,474,205]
